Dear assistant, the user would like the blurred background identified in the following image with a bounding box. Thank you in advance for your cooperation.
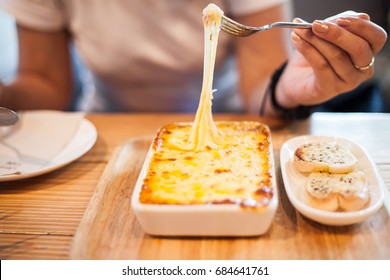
[0,9,17,84]
[1,0,389,112]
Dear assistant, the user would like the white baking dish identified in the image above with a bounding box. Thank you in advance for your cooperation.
[131,122,278,236]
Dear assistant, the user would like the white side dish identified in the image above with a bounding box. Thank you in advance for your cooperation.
[280,135,385,226]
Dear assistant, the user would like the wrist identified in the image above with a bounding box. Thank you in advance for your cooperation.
[274,75,300,109]
[260,61,313,120]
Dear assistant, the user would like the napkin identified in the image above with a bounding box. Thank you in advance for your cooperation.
[0,110,85,176]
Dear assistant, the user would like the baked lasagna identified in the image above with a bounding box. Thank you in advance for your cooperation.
[139,121,274,208]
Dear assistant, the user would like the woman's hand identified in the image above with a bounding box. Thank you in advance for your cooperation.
[276,11,387,108]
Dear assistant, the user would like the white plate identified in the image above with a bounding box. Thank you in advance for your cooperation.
[0,119,97,182]
[280,135,385,226]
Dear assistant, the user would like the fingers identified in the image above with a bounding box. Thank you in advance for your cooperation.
[292,25,363,82]
[285,11,386,107]
[324,11,370,22]
[311,20,374,71]
[314,11,386,55]
[336,16,387,54]
[290,30,348,89]
[292,18,380,79]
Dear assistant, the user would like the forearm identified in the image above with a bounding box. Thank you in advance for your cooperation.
[234,2,293,114]
[0,25,74,111]
[0,73,72,111]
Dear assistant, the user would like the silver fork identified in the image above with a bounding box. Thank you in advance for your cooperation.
[221,15,312,37]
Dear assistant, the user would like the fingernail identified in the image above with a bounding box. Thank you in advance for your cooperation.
[293,17,309,23]
[291,31,301,42]
[313,20,329,32]
[357,13,370,20]
[337,17,351,27]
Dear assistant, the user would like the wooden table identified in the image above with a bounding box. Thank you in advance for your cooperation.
[0,113,389,259]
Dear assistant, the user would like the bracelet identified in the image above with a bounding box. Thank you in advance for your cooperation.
[260,61,312,120]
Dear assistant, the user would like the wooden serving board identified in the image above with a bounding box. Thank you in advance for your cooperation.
[70,137,151,260]
[70,138,390,260]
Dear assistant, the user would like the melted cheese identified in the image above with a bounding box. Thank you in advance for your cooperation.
[139,4,274,207]
[140,121,273,207]
[188,4,223,151]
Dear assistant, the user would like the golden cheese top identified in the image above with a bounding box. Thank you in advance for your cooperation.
[139,121,274,208]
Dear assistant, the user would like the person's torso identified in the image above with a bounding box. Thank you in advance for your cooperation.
[65,0,237,112]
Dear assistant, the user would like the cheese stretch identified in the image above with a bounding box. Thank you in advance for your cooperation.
[139,4,274,207]
[188,4,222,151]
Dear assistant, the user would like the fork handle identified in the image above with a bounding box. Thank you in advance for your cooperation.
[268,22,312,29]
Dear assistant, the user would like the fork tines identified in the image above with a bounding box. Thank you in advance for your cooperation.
[221,15,313,37]
[221,15,255,37]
